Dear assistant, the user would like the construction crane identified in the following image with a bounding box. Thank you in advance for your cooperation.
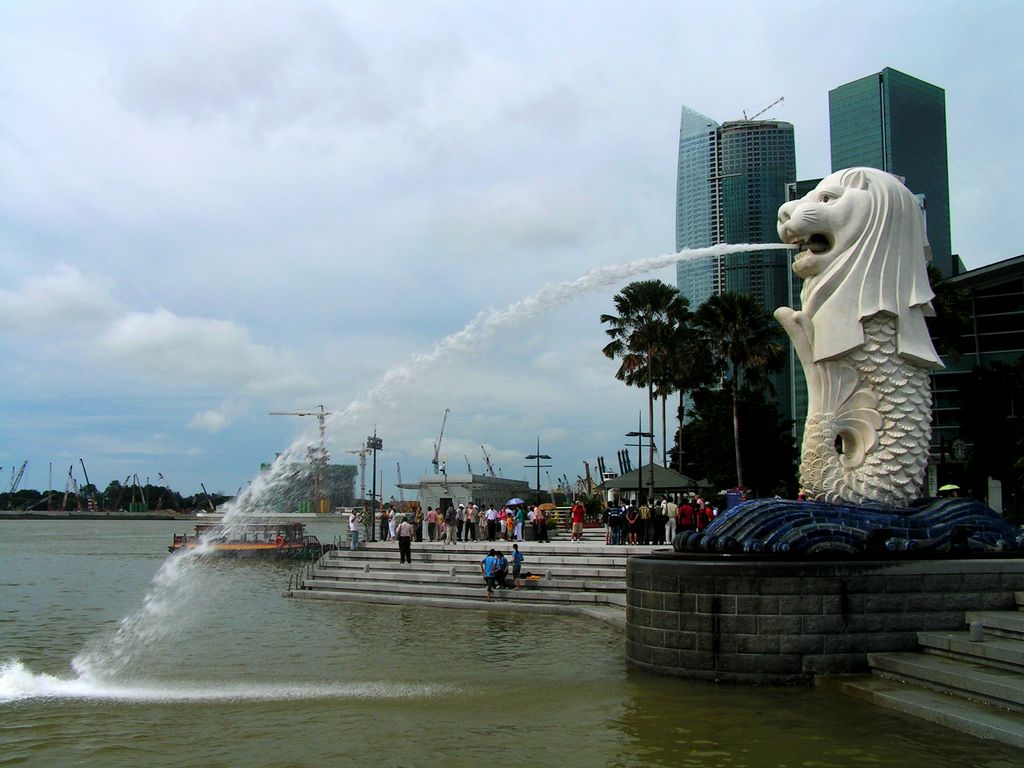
[464,455,473,474]
[269,404,332,513]
[431,408,449,475]
[133,474,148,511]
[396,462,405,504]
[79,459,96,511]
[8,460,28,495]
[111,475,131,512]
[155,472,178,512]
[200,482,215,512]
[742,96,784,121]
[481,446,496,477]
[347,447,369,508]
[583,461,595,496]
[61,465,78,511]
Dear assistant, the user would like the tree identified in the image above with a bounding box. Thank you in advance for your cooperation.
[601,280,689,499]
[925,264,971,361]
[675,386,797,497]
[656,318,701,472]
[692,292,784,488]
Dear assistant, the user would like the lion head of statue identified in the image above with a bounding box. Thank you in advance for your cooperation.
[777,168,941,367]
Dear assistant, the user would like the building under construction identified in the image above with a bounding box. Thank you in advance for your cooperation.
[258,461,357,513]
[398,473,532,512]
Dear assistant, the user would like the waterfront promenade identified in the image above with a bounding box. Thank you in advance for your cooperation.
[287,526,661,624]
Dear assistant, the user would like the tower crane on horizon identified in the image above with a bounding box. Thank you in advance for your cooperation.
[347,447,369,507]
[481,446,496,477]
[61,465,78,511]
[742,96,784,121]
[111,475,131,512]
[79,458,96,511]
[431,409,450,475]
[8,460,28,496]
[269,405,333,513]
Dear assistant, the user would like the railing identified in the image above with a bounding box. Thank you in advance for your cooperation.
[287,558,319,593]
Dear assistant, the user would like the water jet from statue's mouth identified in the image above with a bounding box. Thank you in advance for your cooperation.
[789,232,831,254]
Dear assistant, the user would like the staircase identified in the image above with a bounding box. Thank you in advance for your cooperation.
[825,592,1024,748]
[285,527,661,625]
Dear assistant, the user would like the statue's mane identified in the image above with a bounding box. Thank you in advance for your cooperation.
[800,167,941,367]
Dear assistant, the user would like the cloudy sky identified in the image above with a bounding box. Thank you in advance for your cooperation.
[2,0,1021,502]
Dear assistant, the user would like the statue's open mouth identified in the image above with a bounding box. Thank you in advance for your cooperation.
[791,232,832,254]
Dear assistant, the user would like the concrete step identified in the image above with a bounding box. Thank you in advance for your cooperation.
[287,588,626,624]
[316,559,627,581]
[868,651,1024,712]
[291,536,643,614]
[308,568,626,592]
[965,611,1024,641]
[298,577,611,605]
[340,541,659,556]
[325,550,637,568]
[918,630,1024,673]
[820,674,1024,749]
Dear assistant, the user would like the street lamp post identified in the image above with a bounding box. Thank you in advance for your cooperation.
[524,437,552,507]
[367,430,383,541]
[626,413,654,506]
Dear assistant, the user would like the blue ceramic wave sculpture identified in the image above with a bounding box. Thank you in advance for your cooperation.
[672,497,1024,555]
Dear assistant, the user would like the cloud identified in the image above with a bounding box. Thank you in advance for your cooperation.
[115,2,379,130]
[2,0,1023,499]
[98,308,316,396]
[0,263,121,333]
[435,181,594,254]
[188,409,229,433]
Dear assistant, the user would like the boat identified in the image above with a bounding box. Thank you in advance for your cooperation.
[169,522,331,559]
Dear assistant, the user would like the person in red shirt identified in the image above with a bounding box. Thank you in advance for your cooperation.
[677,499,695,532]
[570,500,585,541]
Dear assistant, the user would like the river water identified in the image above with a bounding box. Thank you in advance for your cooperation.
[1,520,1020,767]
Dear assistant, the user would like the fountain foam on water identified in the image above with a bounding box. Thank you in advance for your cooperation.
[4,243,791,701]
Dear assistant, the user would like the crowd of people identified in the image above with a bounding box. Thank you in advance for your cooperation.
[347,495,721,557]
[367,502,558,546]
[604,496,718,545]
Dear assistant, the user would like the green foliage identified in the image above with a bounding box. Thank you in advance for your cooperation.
[601,285,789,491]
[601,280,692,494]
[600,280,690,391]
[925,264,971,362]
[692,292,784,390]
[690,292,785,487]
[675,386,797,498]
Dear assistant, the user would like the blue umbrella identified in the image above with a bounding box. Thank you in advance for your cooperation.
[506,498,526,505]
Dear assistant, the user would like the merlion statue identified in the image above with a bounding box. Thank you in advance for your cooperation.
[775,168,942,508]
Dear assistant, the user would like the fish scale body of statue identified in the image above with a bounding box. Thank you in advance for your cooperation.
[776,167,942,508]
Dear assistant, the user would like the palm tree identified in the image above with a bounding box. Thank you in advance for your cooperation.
[692,292,784,488]
[653,309,696,468]
[658,321,701,473]
[601,281,689,498]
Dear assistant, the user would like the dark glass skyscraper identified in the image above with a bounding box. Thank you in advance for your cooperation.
[674,107,797,424]
[829,67,954,275]
[675,106,722,309]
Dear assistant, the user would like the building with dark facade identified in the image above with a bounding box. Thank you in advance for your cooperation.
[929,254,1024,518]
[674,106,797,424]
[829,67,958,276]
